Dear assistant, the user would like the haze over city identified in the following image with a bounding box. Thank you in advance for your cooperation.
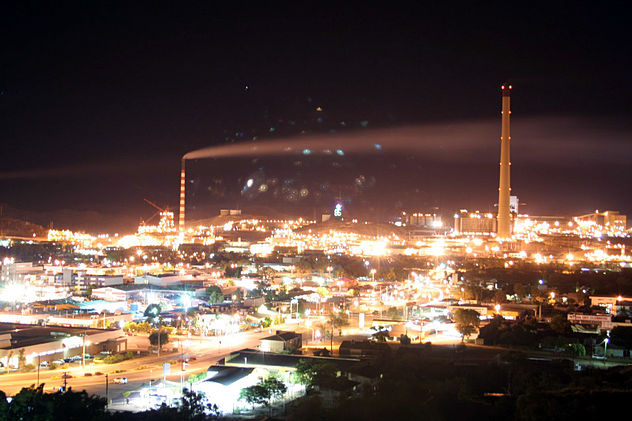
[2,3,631,232]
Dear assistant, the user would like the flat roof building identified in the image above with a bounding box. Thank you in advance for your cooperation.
[0,323,125,368]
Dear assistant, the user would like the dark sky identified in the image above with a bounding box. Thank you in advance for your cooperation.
[1,3,631,232]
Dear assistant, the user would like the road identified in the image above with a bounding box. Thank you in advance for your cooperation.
[0,329,272,398]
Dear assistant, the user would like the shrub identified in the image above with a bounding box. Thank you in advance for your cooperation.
[103,352,133,364]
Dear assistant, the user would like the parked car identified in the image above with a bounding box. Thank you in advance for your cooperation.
[52,359,65,366]
[113,377,128,384]
[39,361,49,368]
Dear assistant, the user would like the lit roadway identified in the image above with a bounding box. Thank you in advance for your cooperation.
[0,329,273,398]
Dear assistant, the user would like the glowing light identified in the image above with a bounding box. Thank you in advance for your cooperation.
[431,220,443,228]
[334,203,343,217]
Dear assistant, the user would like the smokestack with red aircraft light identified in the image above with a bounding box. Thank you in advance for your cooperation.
[497,83,512,239]
[179,158,186,234]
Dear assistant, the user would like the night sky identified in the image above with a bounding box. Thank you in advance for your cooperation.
[1,3,631,233]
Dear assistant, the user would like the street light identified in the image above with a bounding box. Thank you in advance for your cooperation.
[370,269,376,282]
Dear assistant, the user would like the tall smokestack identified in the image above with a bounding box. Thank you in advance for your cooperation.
[179,158,186,233]
[497,83,512,238]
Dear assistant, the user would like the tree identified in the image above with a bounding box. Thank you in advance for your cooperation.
[240,376,287,409]
[454,309,480,342]
[240,384,269,407]
[493,289,506,304]
[177,388,220,420]
[569,343,586,356]
[461,284,484,302]
[400,334,411,345]
[386,307,402,320]
[260,317,273,328]
[611,326,632,348]
[17,349,25,370]
[550,314,571,335]
[149,328,170,349]
[261,376,287,402]
[0,385,107,421]
[205,286,224,303]
[293,359,337,389]
[327,312,350,346]
[328,312,349,332]
[144,303,162,325]
[232,288,244,302]
[295,260,313,278]
[513,283,527,300]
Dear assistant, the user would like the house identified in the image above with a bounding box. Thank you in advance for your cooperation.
[196,366,259,413]
[260,330,302,353]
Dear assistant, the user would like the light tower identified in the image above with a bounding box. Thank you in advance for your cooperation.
[178,158,186,233]
[496,83,512,239]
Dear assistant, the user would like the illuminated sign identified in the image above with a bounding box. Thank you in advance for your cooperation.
[334,203,343,218]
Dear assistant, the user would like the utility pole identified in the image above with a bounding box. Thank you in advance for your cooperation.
[330,317,334,353]
[105,374,109,408]
[180,340,184,391]
[82,330,87,368]
[37,354,40,385]
[63,372,68,392]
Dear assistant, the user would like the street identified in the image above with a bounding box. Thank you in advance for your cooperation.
[0,329,271,398]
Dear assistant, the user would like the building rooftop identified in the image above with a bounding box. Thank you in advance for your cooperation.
[205,365,254,386]
[0,322,116,350]
[261,330,302,342]
[224,348,359,369]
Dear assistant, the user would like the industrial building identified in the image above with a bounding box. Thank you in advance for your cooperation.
[91,283,204,305]
[134,272,200,288]
[576,210,627,231]
[454,210,497,234]
[0,323,126,368]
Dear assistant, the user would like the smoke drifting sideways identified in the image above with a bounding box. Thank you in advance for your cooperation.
[183,124,485,161]
[0,117,630,181]
[182,118,632,165]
